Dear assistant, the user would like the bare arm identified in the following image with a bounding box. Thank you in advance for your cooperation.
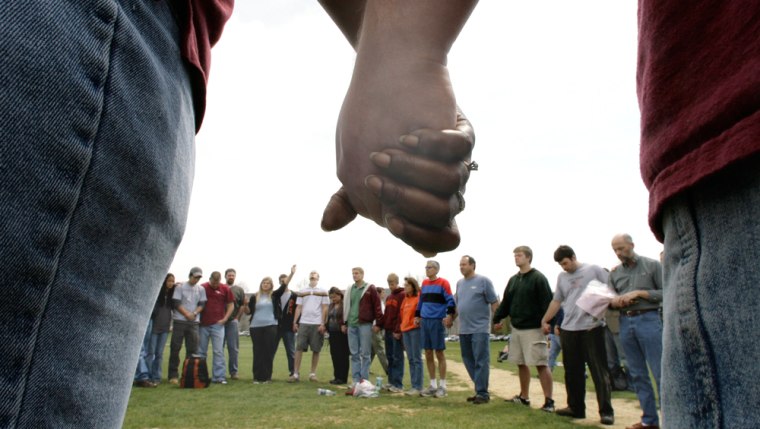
[541,300,562,334]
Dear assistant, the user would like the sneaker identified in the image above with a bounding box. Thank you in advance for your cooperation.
[466,395,477,402]
[556,407,585,419]
[472,396,490,405]
[509,395,530,406]
[404,388,421,396]
[230,373,239,380]
[420,386,437,397]
[168,378,179,385]
[134,380,156,388]
[213,380,228,385]
[541,398,555,413]
[600,415,615,425]
[288,374,300,383]
[252,381,261,385]
[625,423,660,429]
[388,386,404,394]
[434,386,447,398]
[497,351,509,362]
[308,373,318,382]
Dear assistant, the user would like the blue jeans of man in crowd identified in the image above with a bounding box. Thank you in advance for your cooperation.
[0,1,194,427]
[224,319,240,377]
[134,320,153,382]
[459,333,491,399]
[619,311,662,426]
[199,324,227,382]
[347,323,373,384]
[385,330,405,389]
[148,332,170,383]
[403,329,423,391]
[661,157,760,429]
[275,329,296,376]
[548,333,562,371]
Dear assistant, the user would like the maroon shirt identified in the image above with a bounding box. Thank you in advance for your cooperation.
[176,0,235,131]
[200,282,234,326]
[638,1,760,240]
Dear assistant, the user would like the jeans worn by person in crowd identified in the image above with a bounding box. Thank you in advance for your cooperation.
[134,320,154,382]
[384,330,405,389]
[0,1,194,427]
[402,329,423,391]
[459,332,491,399]
[347,324,373,384]
[548,333,561,371]
[661,156,760,429]
[199,324,227,382]
[275,329,296,376]
[619,311,662,426]
[224,319,240,377]
[148,331,170,383]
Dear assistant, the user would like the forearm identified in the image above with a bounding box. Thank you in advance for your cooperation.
[542,300,561,325]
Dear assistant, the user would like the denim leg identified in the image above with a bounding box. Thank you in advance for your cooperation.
[0,0,194,426]
[148,332,169,382]
[209,325,226,382]
[199,326,211,359]
[620,313,661,425]
[403,329,423,390]
[385,330,404,388]
[348,326,361,383]
[661,159,760,429]
[282,330,296,376]
[134,320,153,381]
[548,333,562,371]
[459,334,478,395]
[472,333,491,398]
[358,324,373,381]
[224,319,239,376]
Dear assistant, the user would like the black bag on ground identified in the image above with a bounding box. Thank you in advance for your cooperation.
[180,356,210,388]
[610,365,629,391]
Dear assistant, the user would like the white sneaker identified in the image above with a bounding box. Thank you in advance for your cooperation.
[434,386,447,398]
[388,386,404,394]
[420,386,437,397]
[405,388,421,396]
[288,374,300,383]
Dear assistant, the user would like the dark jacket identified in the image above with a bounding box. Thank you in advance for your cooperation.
[381,287,405,331]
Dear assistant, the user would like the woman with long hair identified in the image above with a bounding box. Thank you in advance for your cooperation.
[147,273,176,384]
[398,276,423,395]
[245,277,280,383]
[327,287,349,385]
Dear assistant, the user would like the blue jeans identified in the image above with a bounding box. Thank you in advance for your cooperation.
[199,324,227,382]
[619,311,662,426]
[347,324,373,383]
[403,329,423,390]
[147,331,169,382]
[459,333,491,399]
[548,333,562,371]
[275,329,296,376]
[385,330,405,388]
[0,1,194,427]
[224,319,240,376]
[661,158,760,428]
[134,320,153,381]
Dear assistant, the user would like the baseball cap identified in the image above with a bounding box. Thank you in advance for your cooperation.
[190,267,203,277]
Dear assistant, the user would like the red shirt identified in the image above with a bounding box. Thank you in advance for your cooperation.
[176,0,235,132]
[638,1,760,240]
[200,282,234,326]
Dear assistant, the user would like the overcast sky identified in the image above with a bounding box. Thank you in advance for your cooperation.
[169,1,659,294]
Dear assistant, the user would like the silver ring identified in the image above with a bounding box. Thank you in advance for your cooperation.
[455,191,465,213]
[466,161,479,171]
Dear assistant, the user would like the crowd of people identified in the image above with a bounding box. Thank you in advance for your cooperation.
[132,234,664,429]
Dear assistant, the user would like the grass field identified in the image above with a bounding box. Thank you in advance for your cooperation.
[124,337,606,429]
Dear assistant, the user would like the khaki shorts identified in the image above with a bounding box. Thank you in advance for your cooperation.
[507,326,548,366]
[296,324,324,352]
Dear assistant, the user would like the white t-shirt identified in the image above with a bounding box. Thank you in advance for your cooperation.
[296,287,329,325]
[553,263,609,331]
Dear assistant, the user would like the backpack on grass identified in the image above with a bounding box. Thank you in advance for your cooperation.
[180,356,210,388]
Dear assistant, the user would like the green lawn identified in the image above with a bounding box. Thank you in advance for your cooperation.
[124,337,601,429]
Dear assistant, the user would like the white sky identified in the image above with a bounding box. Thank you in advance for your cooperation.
[169,1,660,294]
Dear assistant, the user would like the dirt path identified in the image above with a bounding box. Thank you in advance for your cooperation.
[446,360,643,429]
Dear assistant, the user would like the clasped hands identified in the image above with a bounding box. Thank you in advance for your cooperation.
[320,54,475,256]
